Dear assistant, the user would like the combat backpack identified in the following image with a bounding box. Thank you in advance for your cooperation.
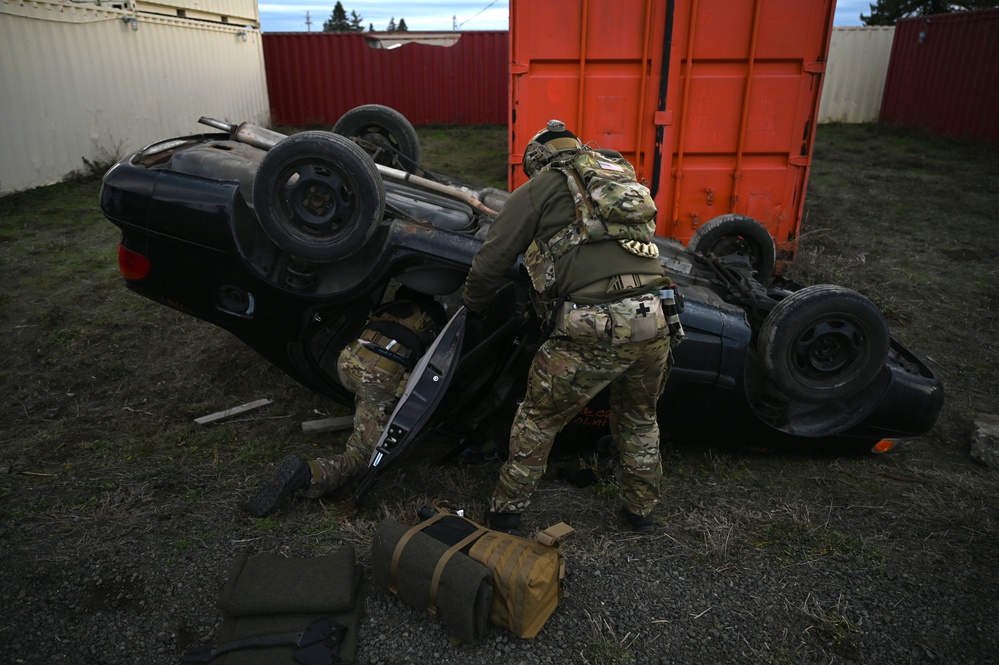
[562,149,658,243]
[524,149,659,300]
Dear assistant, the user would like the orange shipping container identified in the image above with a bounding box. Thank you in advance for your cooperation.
[509,0,836,260]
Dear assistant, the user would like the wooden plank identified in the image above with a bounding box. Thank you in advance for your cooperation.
[301,415,355,434]
[195,398,273,425]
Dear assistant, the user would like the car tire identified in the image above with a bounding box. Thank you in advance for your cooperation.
[689,214,776,279]
[252,131,385,262]
[757,284,890,403]
[332,104,422,173]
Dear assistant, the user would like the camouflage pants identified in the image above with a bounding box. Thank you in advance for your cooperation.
[304,341,408,498]
[490,334,672,517]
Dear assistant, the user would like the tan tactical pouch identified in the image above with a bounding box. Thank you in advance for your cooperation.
[404,507,574,639]
[468,522,574,639]
[553,302,611,343]
[523,237,557,298]
[607,293,666,344]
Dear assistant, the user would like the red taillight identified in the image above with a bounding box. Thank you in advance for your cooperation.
[872,439,896,454]
[118,244,151,281]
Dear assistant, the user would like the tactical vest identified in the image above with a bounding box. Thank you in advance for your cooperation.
[523,149,659,302]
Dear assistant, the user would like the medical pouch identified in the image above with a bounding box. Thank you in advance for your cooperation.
[608,293,666,344]
[414,507,574,639]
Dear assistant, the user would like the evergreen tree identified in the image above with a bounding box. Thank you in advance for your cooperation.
[323,2,350,32]
[349,10,364,32]
[387,17,396,31]
[861,0,997,25]
[398,18,409,31]
[369,22,375,32]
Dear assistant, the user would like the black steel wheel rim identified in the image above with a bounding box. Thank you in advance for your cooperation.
[789,316,869,387]
[274,160,357,239]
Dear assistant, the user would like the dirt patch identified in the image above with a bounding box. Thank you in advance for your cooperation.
[1,124,998,664]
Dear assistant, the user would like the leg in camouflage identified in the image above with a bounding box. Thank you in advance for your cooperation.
[305,342,408,498]
[609,335,672,516]
[491,335,671,513]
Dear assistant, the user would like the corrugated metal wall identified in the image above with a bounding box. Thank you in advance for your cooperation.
[0,0,268,194]
[262,32,508,127]
[881,8,999,142]
[818,26,895,123]
[134,0,257,24]
[509,0,837,251]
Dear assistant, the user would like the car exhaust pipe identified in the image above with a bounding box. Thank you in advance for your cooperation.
[199,117,500,217]
[198,117,288,151]
[374,164,499,217]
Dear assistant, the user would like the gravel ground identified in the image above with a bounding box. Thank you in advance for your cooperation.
[4,439,999,665]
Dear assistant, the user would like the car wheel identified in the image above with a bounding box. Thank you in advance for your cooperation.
[252,131,385,262]
[332,104,422,173]
[689,214,776,279]
[758,284,890,403]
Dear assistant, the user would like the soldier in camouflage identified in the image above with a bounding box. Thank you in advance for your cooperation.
[249,287,446,517]
[463,121,676,535]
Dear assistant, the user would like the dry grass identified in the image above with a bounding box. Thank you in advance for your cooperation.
[2,123,999,663]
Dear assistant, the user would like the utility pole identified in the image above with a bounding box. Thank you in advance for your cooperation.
[305,10,312,32]
[453,14,457,30]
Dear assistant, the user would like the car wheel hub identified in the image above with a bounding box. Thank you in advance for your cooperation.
[792,319,862,377]
[282,164,352,236]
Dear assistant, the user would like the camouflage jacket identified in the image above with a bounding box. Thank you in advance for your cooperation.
[463,153,664,314]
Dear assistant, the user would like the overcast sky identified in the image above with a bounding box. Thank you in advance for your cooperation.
[258,1,872,33]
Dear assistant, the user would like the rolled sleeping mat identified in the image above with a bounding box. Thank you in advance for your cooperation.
[371,518,494,644]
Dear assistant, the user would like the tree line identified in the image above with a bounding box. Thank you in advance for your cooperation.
[861,0,997,24]
[323,1,408,32]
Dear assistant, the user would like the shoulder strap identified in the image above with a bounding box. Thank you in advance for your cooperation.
[389,512,446,595]
[428,525,489,615]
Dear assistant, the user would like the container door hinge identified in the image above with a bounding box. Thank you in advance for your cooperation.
[803,61,825,74]
[654,110,674,126]
[511,63,529,75]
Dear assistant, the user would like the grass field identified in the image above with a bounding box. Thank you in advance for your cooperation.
[1,121,998,663]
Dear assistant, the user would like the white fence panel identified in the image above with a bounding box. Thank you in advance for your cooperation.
[0,1,268,194]
[819,26,896,124]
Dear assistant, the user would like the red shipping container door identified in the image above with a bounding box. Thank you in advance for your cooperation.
[509,0,836,255]
[263,32,508,126]
[880,8,999,144]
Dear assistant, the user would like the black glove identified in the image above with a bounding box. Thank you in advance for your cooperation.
[464,307,486,342]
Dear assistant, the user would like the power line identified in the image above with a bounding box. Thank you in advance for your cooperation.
[456,0,502,29]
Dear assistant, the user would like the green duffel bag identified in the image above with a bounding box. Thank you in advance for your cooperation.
[411,506,575,639]
[371,518,494,644]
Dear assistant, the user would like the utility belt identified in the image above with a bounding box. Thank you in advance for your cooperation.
[546,274,684,346]
[549,282,685,345]
[552,292,663,344]
[571,272,665,300]
[349,339,413,374]
[359,329,413,361]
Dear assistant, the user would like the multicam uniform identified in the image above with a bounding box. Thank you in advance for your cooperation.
[463,155,674,518]
[302,298,445,497]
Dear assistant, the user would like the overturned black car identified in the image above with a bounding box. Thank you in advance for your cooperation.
[100,105,943,497]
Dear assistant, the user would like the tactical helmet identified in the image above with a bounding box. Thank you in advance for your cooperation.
[522,120,582,179]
